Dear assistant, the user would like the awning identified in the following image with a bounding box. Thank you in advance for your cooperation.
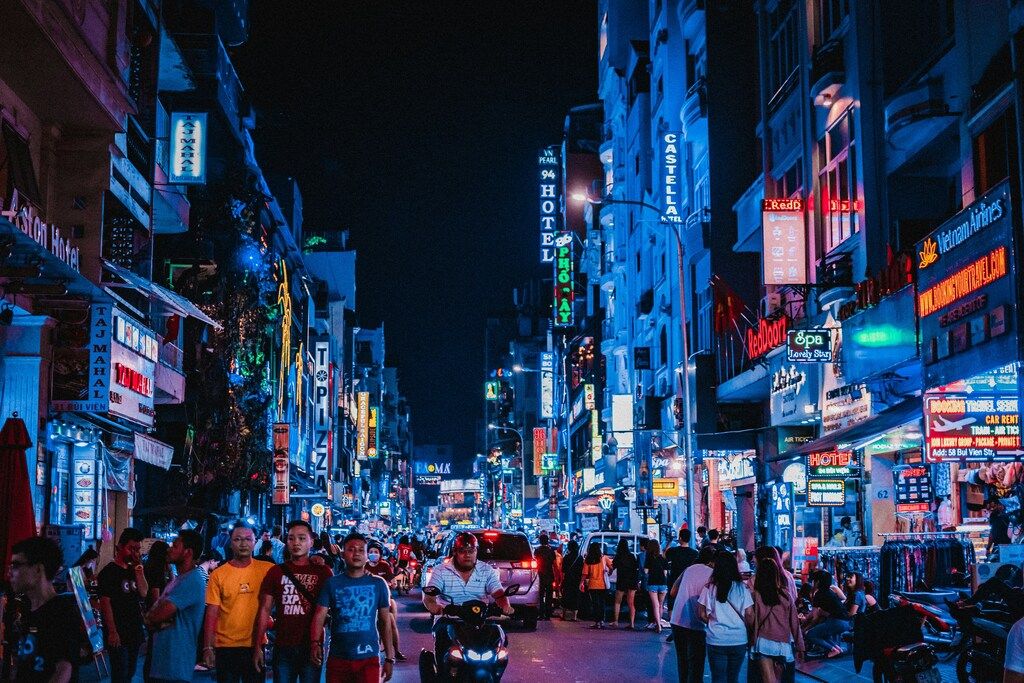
[101,259,222,329]
[790,396,923,455]
[0,218,106,300]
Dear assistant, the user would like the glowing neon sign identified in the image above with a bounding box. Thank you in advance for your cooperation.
[169,112,208,184]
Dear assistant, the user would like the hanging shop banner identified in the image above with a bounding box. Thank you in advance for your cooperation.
[52,303,113,414]
[584,383,596,410]
[747,315,789,361]
[820,313,872,434]
[532,427,546,477]
[313,341,331,490]
[653,477,679,498]
[769,355,819,427]
[762,197,807,286]
[807,479,845,506]
[924,394,1021,461]
[539,352,555,419]
[590,410,602,464]
[636,433,655,508]
[169,112,208,184]
[553,236,574,327]
[807,449,856,477]
[272,422,290,505]
[484,380,500,401]
[787,329,832,362]
[893,465,932,513]
[109,310,157,427]
[766,481,795,557]
[714,451,757,486]
[538,146,561,263]
[917,182,1016,390]
[367,407,378,458]
[356,391,369,458]
[661,132,683,224]
[134,432,173,470]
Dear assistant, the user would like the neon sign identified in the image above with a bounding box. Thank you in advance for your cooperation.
[917,246,1007,317]
[553,239,574,327]
[661,132,682,223]
[538,146,561,263]
[115,363,153,397]
[169,112,208,184]
[807,450,855,477]
[746,315,789,360]
[761,199,806,285]
[925,395,1022,462]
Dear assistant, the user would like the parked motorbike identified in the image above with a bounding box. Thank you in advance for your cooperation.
[419,583,521,682]
[855,601,948,683]
[892,591,961,659]
[947,599,1013,683]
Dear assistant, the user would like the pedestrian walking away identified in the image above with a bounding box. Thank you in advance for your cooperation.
[311,532,395,683]
[202,521,274,683]
[645,540,669,632]
[698,551,754,683]
[534,533,557,620]
[610,538,638,629]
[581,542,612,629]
[144,530,208,683]
[670,545,715,683]
[7,537,86,683]
[254,520,333,683]
[750,557,804,683]
[97,527,149,683]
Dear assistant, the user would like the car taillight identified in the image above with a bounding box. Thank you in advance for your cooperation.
[530,559,537,570]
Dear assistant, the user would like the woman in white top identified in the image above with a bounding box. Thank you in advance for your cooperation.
[698,551,754,683]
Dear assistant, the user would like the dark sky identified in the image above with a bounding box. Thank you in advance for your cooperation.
[238,3,598,460]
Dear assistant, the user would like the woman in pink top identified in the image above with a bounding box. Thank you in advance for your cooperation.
[751,558,804,683]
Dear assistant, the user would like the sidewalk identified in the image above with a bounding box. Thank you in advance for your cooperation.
[797,652,958,683]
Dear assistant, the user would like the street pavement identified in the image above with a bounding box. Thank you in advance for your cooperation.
[388,592,820,683]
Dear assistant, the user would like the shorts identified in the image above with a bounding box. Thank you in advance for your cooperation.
[649,584,668,592]
[614,581,637,592]
[326,656,380,683]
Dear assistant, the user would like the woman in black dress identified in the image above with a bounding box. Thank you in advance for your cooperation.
[560,540,583,621]
[611,538,639,629]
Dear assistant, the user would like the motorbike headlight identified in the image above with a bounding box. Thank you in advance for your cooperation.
[448,647,464,661]
[466,650,495,662]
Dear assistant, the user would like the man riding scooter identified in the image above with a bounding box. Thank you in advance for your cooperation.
[422,532,514,673]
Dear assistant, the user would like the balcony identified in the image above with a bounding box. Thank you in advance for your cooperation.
[681,77,708,144]
[600,319,627,356]
[172,33,246,142]
[600,121,614,166]
[810,39,845,106]
[684,207,711,254]
[816,251,855,308]
[733,176,764,253]
[884,79,956,155]
[678,0,706,41]
[155,336,185,404]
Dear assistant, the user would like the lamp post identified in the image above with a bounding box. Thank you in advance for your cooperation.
[572,191,698,533]
[488,423,525,527]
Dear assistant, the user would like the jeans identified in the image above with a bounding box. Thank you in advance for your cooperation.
[108,642,142,683]
[588,589,607,624]
[672,625,706,683]
[538,578,555,618]
[215,646,263,683]
[273,644,321,683]
[805,617,851,652]
[706,643,746,683]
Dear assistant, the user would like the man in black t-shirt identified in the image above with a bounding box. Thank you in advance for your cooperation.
[96,528,148,683]
[665,529,698,602]
[9,537,84,683]
[534,534,557,619]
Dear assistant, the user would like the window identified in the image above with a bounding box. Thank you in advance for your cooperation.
[767,0,800,101]
[1,121,41,205]
[816,0,850,45]
[818,109,859,252]
[659,327,668,367]
[636,251,642,273]
[973,107,1018,197]
[777,162,803,198]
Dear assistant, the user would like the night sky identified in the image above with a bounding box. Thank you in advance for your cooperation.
[238,3,598,461]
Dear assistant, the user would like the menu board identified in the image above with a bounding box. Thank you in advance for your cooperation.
[893,465,932,513]
[71,453,102,540]
[807,479,845,506]
[924,395,1021,462]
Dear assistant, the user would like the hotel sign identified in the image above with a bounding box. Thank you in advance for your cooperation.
[169,112,208,184]
[917,182,1016,389]
[661,132,682,223]
[807,450,856,477]
[1,189,81,271]
[762,198,806,285]
[538,146,562,263]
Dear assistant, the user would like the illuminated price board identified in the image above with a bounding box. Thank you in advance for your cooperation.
[807,479,845,506]
[924,395,1022,462]
[893,466,932,513]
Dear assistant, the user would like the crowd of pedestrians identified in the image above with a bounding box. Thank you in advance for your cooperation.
[1,521,405,683]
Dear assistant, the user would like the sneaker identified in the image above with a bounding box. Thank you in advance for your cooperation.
[590,623,602,629]
[395,651,407,662]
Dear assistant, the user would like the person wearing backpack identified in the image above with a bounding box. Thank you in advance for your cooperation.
[750,557,804,683]
[254,520,333,683]
[697,551,753,683]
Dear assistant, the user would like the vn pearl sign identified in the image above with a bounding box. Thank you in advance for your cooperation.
[538,146,562,263]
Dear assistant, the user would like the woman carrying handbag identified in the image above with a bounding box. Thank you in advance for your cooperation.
[750,558,804,683]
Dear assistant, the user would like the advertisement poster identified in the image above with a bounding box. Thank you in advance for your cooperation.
[924,394,1020,461]
[636,433,654,508]
[762,198,807,285]
[272,422,290,505]
[68,566,105,654]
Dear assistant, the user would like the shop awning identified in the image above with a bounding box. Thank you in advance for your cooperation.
[101,259,222,330]
[0,218,106,300]
[790,396,923,455]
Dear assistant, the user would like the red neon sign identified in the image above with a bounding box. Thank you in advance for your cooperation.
[762,198,804,212]
[829,199,863,213]
[115,363,152,397]
[746,316,789,360]
[917,246,1007,318]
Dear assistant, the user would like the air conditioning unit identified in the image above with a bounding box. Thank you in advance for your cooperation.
[760,292,782,317]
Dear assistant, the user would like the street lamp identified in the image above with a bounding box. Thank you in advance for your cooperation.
[572,190,698,534]
[488,423,526,526]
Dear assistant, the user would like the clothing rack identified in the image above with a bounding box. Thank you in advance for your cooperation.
[878,533,974,606]
[818,546,881,588]
[879,532,969,540]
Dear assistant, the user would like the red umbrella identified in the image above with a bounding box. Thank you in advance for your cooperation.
[0,413,37,571]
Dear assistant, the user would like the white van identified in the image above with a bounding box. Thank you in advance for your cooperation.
[579,531,650,585]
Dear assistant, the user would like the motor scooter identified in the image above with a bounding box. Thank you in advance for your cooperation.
[947,599,1013,683]
[419,584,521,682]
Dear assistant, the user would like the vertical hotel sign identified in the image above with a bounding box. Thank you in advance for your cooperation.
[356,391,370,458]
[313,342,330,492]
[533,427,546,477]
[762,198,806,285]
[539,352,555,419]
[169,112,208,184]
[661,132,682,223]
[538,146,561,263]
[272,423,290,505]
